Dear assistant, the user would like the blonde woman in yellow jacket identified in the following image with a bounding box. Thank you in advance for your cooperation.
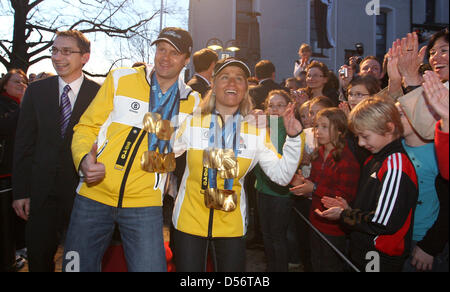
[171,58,304,272]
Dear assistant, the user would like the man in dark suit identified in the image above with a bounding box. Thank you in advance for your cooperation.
[12,30,100,272]
[249,60,287,110]
[187,48,218,98]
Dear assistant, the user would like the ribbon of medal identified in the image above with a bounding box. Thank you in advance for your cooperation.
[141,74,179,173]
[203,111,241,212]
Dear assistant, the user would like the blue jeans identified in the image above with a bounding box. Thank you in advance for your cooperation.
[62,195,166,272]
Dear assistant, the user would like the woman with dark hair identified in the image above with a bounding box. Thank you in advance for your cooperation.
[305,61,339,106]
[0,69,28,271]
[387,28,449,272]
[386,28,448,141]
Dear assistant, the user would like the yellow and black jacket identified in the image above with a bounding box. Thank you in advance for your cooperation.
[172,113,304,238]
[72,65,201,208]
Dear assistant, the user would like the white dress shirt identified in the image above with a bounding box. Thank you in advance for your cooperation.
[58,74,84,110]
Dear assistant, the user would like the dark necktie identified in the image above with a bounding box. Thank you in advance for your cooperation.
[60,85,72,136]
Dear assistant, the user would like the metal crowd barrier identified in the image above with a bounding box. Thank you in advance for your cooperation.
[292,206,361,272]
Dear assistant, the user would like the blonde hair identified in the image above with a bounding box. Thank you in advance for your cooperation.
[199,72,254,116]
[348,96,403,138]
[299,43,312,53]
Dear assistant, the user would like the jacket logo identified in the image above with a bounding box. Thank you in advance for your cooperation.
[131,102,140,111]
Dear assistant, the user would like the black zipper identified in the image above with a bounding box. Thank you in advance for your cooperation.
[207,208,214,238]
[117,130,146,208]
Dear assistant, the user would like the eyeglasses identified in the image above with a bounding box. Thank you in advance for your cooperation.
[268,104,287,110]
[50,47,82,56]
[348,92,370,99]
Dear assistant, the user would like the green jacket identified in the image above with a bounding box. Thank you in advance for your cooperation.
[254,116,293,197]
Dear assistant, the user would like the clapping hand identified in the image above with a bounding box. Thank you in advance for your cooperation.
[321,196,349,210]
[422,70,449,132]
[386,39,403,95]
[314,207,343,221]
[289,178,314,197]
[314,196,349,221]
[396,32,427,86]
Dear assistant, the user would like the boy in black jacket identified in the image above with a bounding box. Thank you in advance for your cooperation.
[316,97,418,272]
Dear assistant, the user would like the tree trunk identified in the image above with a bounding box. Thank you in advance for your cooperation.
[10,0,30,73]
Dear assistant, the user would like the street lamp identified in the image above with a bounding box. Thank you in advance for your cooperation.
[206,38,224,51]
[206,38,240,59]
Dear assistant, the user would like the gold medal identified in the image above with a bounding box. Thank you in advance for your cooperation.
[143,112,161,133]
[153,152,165,173]
[156,119,174,140]
[220,189,237,212]
[218,149,239,179]
[162,152,176,172]
[141,150,159,172]
[204,188,237,212]
[204,188,220,210]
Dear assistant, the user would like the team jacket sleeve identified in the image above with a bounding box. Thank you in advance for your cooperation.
[12,87,37,200]
[256,129,304,186]
[72,70,115,171]
[434,121,449,180]
[341,153,418,236]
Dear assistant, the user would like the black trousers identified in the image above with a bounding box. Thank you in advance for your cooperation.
[0,178,15,271]
[26,195,61,272]
[172,229,246,272]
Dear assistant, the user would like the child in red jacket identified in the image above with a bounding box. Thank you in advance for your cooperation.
[290,108,360,272]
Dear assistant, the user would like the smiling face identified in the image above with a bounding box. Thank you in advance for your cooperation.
[154,41,189,85]
[51,36,90,83]
[3,73,27,100]
[213,65,248,115]
[306,67,328,90]
[429,37,449,82]
[267,94,288,116]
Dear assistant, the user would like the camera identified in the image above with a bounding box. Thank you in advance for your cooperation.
[339,67,348,78]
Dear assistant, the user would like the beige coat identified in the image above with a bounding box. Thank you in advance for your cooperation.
[377,82,449,141]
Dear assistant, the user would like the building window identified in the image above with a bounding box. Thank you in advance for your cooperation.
[310,0,335,58]
[376,11,387,61]
[426,0,436,23]
[236,0,261,73]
